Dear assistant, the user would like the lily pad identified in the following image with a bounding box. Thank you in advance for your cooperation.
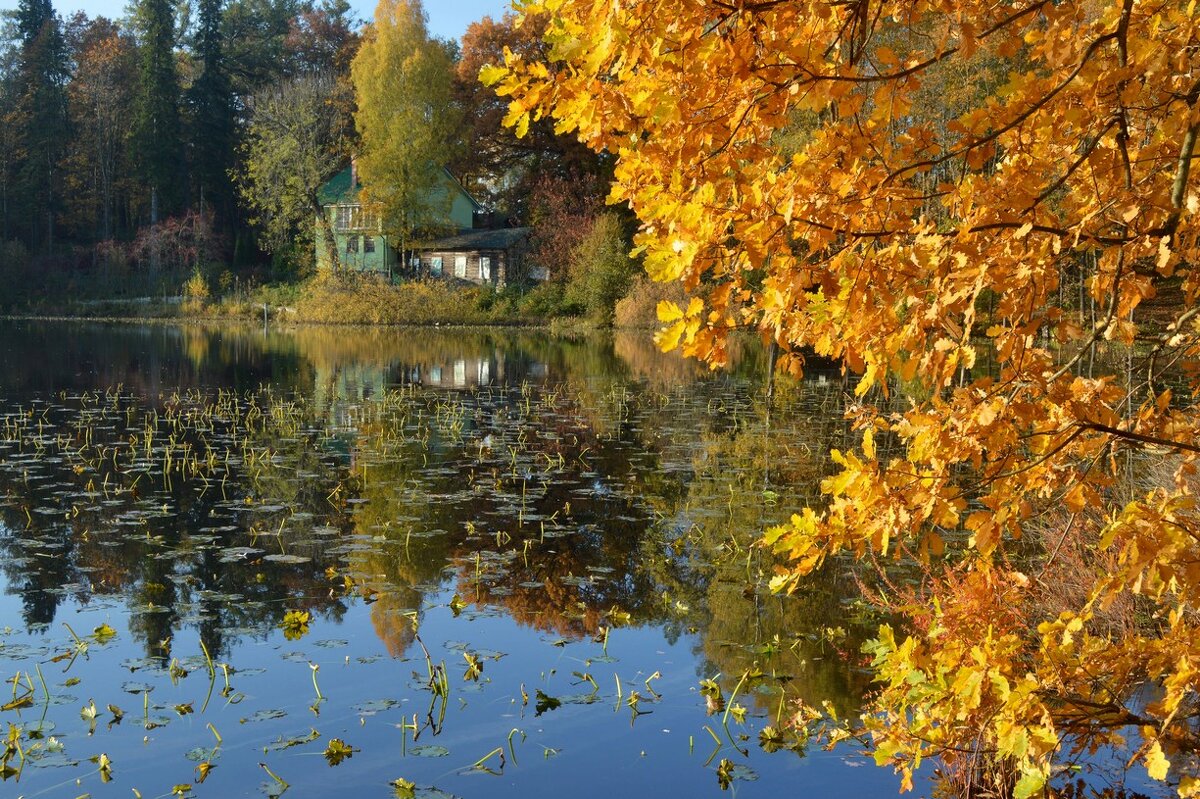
[407,745,450,758]
[352,698,400,715]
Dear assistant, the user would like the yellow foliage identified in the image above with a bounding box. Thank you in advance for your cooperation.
[495,0,1200,792]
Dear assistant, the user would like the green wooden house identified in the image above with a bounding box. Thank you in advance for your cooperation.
[316,163,481,276]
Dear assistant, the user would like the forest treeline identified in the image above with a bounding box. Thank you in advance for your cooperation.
[0,0,648,322]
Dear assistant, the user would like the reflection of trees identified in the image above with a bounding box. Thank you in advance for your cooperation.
[629,381,879,718]
[330,344,880,726]
[340,381,666,645]
[0,321,309,398]
[0,323,883,726]
[0,391,355,660]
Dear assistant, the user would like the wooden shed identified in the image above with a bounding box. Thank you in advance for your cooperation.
[413,227,533,288]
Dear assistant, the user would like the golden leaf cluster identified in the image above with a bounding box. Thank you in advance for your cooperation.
[493,0,1200,792]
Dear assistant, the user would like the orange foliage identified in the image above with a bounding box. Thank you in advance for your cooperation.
[492,0,1200,794]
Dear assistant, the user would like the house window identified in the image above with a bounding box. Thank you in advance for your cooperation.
[479,256,491,282]
[454,255,467,278]
[334,204,379,231]
[363,235,375,253]
[430,256,443,276]
[346,234,359,253]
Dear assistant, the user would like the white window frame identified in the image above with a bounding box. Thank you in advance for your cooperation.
[454,255,467,278]
[479,256,491,282]
[333,204,379,232]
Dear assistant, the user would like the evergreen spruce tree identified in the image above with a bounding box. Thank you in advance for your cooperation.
[187,0,234,223]
[132,0,184,221]
[13,0,68,251]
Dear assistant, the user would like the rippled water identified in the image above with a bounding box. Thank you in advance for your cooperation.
[0,320,914,799]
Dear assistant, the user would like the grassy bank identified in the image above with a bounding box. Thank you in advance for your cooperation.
[1,266,680,329]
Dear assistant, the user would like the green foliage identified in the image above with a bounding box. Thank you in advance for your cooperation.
[132,0,185,215]
[565,213,635,326]
[187,0,236,219]
[12,0,68,251]
[237,72,349,270]
[514,281,574,319]
[0,240,33,308]
[350,0,458,248]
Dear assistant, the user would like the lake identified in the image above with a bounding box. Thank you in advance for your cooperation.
[0,320,915,799]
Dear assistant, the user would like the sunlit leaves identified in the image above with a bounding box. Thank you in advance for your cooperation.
[323,737,355,766]
[350,0,458,244]
[495,1,1200,782]
[281,610,311,641]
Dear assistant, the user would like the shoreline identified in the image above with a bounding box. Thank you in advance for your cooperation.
[0,311,641,332]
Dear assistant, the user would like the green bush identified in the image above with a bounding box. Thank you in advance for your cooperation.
[565,212,636,326]
[516,281,576,318]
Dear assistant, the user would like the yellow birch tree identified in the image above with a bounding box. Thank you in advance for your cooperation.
[351,0,457,258]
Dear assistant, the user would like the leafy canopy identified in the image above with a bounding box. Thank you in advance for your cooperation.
[350,0,458,246]
[237,72,349,268]
[491,0,1200,794]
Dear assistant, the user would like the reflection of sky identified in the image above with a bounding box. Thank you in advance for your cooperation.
[0,578,920,799]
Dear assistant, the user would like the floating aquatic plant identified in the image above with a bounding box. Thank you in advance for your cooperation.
[280,610,311,641]
[323,737,355,765]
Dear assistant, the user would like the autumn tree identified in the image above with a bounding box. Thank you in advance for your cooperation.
[525,171,603,281]
[451,12,600,215]
[63,15,136,241]
[350,0,458,256]
[283,0,359,76]
[237,72,349,272]
[491,1,1200,796]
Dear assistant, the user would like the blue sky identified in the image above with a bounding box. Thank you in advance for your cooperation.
[28,0,514,42]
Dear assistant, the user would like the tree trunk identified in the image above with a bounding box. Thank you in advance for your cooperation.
[312,195,340,275]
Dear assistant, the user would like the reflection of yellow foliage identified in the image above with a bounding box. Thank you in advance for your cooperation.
[366,588,419,658]
[612,330,706,388]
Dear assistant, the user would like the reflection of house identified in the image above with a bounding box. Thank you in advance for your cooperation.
[315,163,480,275]
[409,355,502,389]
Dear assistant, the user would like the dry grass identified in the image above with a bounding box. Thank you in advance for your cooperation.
[613,275,687,329]
[293,276,523,325]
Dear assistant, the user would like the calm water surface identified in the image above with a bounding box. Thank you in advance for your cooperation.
[0,320,913,799]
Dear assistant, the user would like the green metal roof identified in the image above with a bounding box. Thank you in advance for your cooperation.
[318,166,358,205]
[318,165,483,210]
